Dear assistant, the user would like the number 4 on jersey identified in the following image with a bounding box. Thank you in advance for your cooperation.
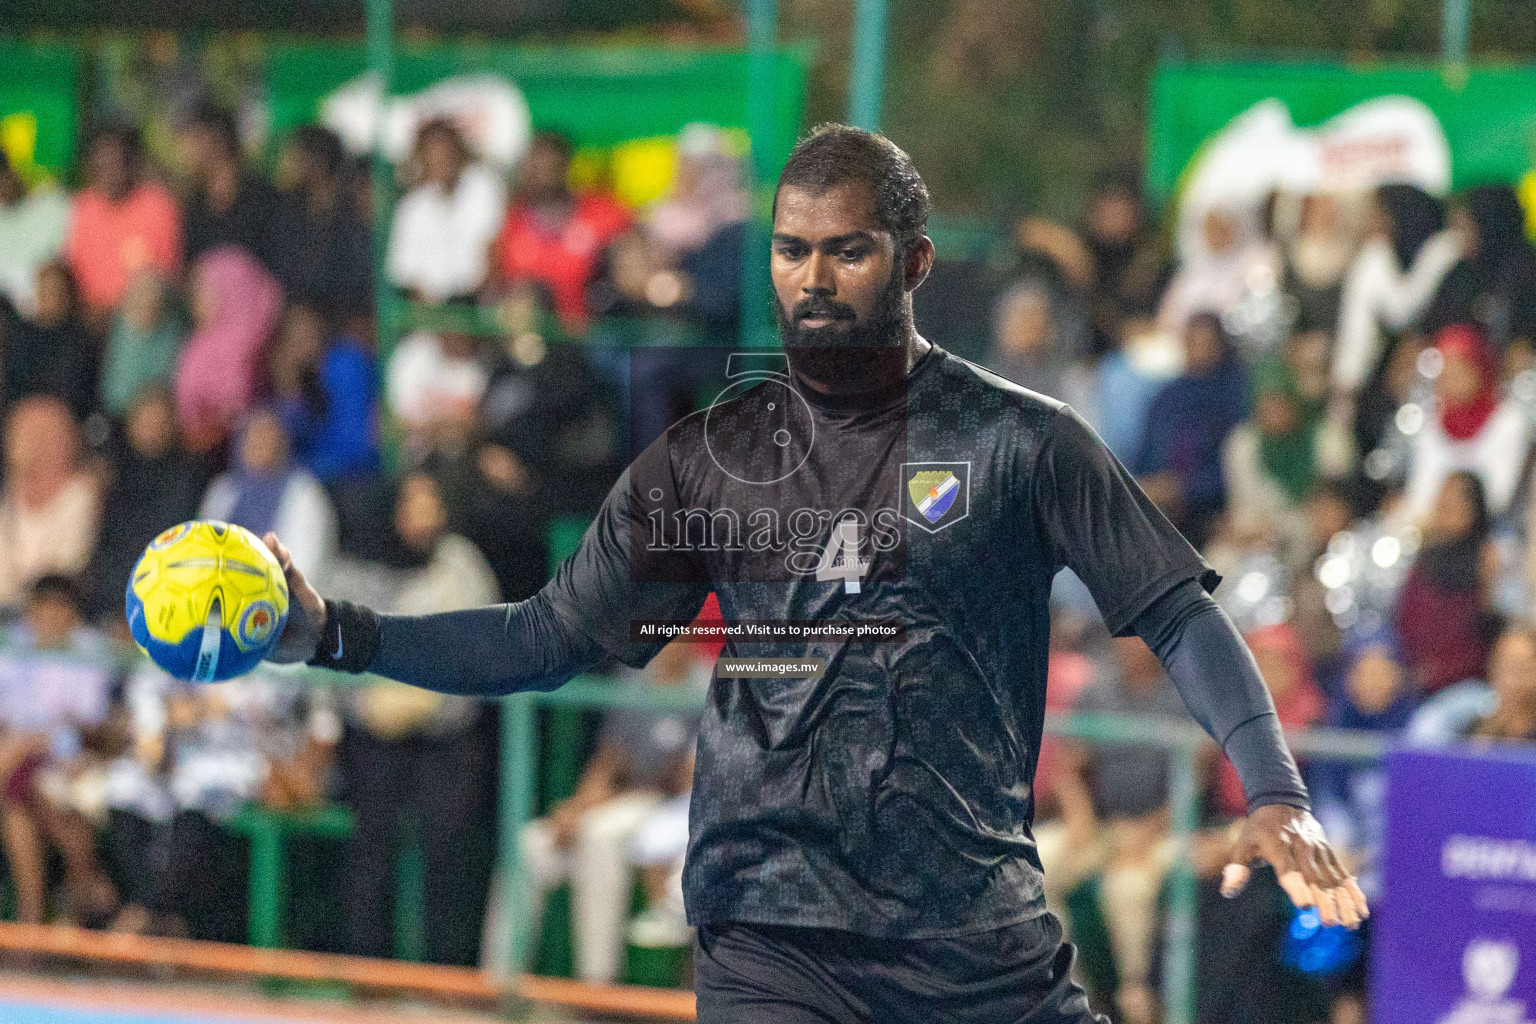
[816,520,869,594]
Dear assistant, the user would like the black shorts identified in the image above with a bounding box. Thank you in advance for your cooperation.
[694,911,1106,1024]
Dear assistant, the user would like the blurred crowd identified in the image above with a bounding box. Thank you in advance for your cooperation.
[0,103,737,976]
[1010,174,1536,1024]
[0,95,1531,1023]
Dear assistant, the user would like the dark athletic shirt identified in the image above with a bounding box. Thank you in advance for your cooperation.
[525,341,1219,937]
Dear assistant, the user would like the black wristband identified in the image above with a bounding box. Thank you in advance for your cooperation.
[306,599,382,674]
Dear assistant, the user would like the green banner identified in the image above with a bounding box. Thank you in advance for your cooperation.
[1148,61,1536,211]
[266,42,808,184]
[0,42,78,182]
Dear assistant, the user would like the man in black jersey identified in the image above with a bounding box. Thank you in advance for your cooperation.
[263,125,1367,1023]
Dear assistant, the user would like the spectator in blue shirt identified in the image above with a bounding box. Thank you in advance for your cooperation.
[1133,311,1250,549]
[268,303,380,484]
[1313,627,1417,903]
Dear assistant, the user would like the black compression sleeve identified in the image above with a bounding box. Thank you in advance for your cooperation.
[1132,578,1311,813]
[360,590,610,697]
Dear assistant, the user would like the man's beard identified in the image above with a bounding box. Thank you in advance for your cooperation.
[776,270,912,392]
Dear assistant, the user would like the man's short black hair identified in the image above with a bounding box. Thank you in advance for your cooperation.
[188,101,242,160]
[290,124,346,179]
[29,574,85,615]
[773,123,930,252]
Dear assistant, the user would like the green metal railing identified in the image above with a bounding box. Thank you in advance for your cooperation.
[494,679,1389,1022]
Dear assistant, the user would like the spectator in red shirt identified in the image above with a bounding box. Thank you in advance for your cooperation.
[64,123,181,330]
[494,131,631,332]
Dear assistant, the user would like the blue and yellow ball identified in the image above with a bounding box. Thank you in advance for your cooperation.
[125,521,289,682]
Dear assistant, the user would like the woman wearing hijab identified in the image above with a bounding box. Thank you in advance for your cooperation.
[1395,470,1498,696]
[647,123,747,259]
[198,408,336,587]
[1222,331,1351,549]
[338,473,500,965]
[1280,192,1359,336]
[0,396,100,609]
[1326,628,1419,735]
[647,124,749,341]
[1331,184,1463,398]
[99,271,184,419]
[174,245,283,451]
[1083,175,1168,357]
[1402,324,1530,522]
[1157,205,1277,338]
[1132,311,1250,549]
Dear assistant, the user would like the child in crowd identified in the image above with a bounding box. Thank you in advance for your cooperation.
[0,575,119,925]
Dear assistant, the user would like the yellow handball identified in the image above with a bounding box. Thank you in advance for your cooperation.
[125,521,290,682]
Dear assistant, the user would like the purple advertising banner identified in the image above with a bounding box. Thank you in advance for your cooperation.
[1376,746,1536,1024]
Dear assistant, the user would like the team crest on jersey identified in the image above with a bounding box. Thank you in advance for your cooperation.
[902,462,970,533]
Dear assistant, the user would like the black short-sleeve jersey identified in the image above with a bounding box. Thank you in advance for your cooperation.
[543,341,1217,937]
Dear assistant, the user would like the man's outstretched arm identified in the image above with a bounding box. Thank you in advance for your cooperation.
[262,534,609,696]
[1132,578,1370,929]
[263,443,710,696]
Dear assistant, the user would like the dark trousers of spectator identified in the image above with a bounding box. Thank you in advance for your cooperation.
[339,721,495,966]
[105,809,247,942]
